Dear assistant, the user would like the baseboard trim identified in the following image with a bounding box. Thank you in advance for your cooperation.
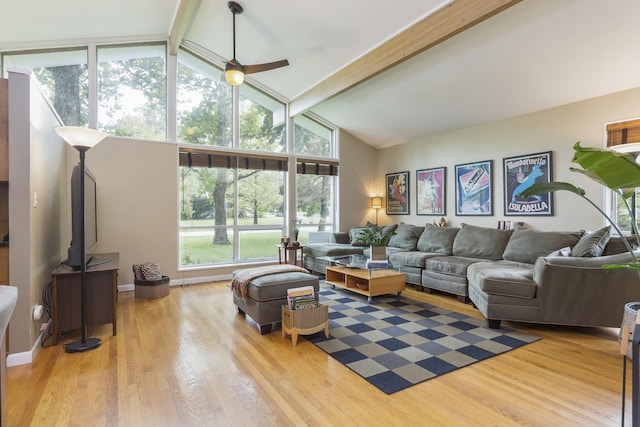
[7,329,43,367]
[117,274,232,293]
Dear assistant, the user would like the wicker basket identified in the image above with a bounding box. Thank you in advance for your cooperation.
[135,275,170,299]
[619,302,640,358]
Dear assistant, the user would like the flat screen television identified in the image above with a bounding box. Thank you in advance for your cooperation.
[65,163,104,269]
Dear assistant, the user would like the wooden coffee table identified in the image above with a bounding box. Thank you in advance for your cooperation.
[325,265,405,303]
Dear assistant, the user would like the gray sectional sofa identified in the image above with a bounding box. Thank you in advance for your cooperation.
[303,222,640,328]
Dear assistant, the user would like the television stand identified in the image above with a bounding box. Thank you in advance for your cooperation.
[51,252,119,345]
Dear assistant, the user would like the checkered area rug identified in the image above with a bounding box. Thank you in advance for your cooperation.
[307,284,541,394]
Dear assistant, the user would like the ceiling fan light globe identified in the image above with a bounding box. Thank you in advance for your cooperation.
[225,69,245,85]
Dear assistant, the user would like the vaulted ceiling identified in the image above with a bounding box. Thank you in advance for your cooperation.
[1,0,639,149]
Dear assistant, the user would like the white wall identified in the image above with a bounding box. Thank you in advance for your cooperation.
[376,86,640,231]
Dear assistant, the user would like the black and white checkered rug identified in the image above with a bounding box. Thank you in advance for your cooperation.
[307,284,541,394]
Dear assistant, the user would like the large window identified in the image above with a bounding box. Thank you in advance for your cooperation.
[607,118,640,234]
[1,43,339,269]
[97,44,166,139]
[179,150,287,267]
[2,49,89,126]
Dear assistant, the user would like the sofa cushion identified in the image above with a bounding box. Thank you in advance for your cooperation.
[467,261,536,299]
[571,226,611,257]
[304,243,364,258]
[332,232,350,244]
[388,251,442,268]
[603,235,638,255]
[387,223,424,250]
[452,223,513,261]
[425,256,485,278]
[502,229,584,264]
[416,224,460,254]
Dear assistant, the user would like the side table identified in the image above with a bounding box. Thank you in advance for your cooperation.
[281,304,329,346]
[277,244,305,267]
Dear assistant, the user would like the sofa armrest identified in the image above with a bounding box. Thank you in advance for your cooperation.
[532,253,640,327]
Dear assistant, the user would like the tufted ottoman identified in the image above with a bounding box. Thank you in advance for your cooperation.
[232,267,319,334]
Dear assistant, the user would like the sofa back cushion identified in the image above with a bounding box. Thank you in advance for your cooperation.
[503,228,584,264]
[387,223,424,250]
[603,235,638,256]
[452,223,513,260]
[417,224,460,254]
[571,226,611,257]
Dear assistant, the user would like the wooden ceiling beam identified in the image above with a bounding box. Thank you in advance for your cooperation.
[169,0,203,55]
[289,0,522,117]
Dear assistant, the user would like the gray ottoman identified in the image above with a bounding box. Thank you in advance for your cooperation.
[232,269,319,334]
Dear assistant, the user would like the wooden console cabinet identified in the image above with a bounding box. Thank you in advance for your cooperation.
[51,252,119,345]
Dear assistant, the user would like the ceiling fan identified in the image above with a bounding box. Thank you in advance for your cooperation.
[223,1,289,86]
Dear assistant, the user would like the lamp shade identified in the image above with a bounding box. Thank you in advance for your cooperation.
[225,69,245,86]
[55,126,108,151]
[371,197,383,209]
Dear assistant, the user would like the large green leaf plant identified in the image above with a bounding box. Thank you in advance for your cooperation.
[521,142,640,271]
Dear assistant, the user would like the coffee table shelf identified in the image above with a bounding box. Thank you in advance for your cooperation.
[325,265,405,302]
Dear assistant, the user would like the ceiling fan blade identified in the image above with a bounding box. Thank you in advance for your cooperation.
[244,59,290,75]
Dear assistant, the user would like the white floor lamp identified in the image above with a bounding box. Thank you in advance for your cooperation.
[56,126,108,353]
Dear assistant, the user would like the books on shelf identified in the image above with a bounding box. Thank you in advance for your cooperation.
[497,220,524,230]
[287,285,318,310]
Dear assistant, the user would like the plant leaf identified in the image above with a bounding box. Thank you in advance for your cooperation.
[519,181,585,198]
[570,142,640,191]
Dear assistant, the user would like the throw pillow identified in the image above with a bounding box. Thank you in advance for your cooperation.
[138,260,162,281]
[548,246,571,257]
[387,223,424,250]
[502,229,584,264]
[571,226,611,257]
[416,224,460,254]
[452,223,513,260]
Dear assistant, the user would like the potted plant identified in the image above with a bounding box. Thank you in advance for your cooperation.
[359,224,395,260]
[521,142,640,425]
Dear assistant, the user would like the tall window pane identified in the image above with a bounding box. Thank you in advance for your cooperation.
[3,49,88,126]
[180,166,236,266]
[177,51,232,146]
[239,85,285,152]
[296,173,336,244]
[98,44,166,140]
[294,115,332,156]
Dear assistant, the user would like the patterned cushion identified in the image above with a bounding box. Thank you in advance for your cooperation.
[571,226,611,257]
[133,261,162,281]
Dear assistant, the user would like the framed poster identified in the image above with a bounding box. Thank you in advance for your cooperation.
[503,151,553,216]
[455,160,493,216]
[416,167,446,215]
[386,171,410,215]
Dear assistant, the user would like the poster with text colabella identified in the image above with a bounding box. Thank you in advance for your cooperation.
[503,151,553,216]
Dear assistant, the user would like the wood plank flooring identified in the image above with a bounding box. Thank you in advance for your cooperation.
[6,281,632,426]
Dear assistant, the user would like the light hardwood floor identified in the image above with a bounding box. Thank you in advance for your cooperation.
[6,281,632,426]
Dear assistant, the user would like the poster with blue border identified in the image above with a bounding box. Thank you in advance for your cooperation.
[455,160,493,216]
[503,151,553,216]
